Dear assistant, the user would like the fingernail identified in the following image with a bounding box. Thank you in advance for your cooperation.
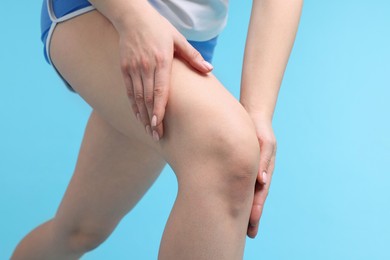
[146,125,152,136]
[262,171,267,184]
[152,130,160,142]
[136,113,140,122]
[203,60,213,70]
[151,115,157,128]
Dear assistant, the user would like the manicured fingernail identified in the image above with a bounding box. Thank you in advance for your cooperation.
[136,113,140,122]
[262,171,267,184]
[152,130,160,141]
[151,115,157,128]
[146,125,151,135]
[203,60,213,70]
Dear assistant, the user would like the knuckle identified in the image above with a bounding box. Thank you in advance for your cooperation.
[191,49,201,60]
[126,88,134,99]
[140,57,152,73]
[144,95,154,106]
[128,59,138,72]
[153,86,164,97]
[134,92,144,103]
[265,136,276,145]
[120,61,128,73]
[155,52,168,67]
[261,136,277,149]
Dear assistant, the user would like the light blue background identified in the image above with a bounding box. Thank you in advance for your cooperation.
[1,1,389,259]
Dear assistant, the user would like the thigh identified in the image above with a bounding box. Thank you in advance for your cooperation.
[50,10,255,172]
[53,109,166,234]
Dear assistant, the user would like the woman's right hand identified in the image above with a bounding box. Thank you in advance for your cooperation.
[112,1,213,141]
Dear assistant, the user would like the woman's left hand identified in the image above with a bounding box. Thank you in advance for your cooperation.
[247,116,277,238]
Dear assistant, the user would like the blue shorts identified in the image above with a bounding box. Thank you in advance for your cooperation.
[41,0,219,93]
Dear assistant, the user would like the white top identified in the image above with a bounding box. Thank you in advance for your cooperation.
[148,0,229,41]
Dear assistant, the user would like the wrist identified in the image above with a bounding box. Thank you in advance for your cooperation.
[89,0,152,32]
[112,3,151,32]
[241,103,273,124]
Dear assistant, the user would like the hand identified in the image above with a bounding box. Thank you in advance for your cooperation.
[247,116,277,238]
[116,3,213,141]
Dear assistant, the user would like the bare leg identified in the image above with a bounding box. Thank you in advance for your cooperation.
[14,10,260,259]
[12,110,166,259]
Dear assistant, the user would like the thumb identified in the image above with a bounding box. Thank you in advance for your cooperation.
[258,141,274,184]
[173,34,213,73]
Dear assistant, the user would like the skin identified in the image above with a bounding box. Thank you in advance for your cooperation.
[242,0,304,238]
[89,0,214,141]
[11,0,303,258]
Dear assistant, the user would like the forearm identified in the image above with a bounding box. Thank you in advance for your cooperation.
[88,0,154,30]
[240,0,303,122]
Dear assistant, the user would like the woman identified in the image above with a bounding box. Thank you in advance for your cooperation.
[12,0,303,259]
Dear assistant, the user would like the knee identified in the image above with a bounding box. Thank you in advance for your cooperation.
[56,221,113,254]
[70,228,108,253]
[210,118,260,180]
[209,119,260,216]
[161,61,261,216]
[174,107,261,217]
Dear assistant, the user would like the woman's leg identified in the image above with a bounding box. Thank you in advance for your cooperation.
[22,10,260,259]
[12,110,166,259]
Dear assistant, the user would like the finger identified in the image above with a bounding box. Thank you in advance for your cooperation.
[247,227,258,239]
[173,34,213,73]
[264,153,277,190]
[261,150,276,190]
[153,118,164,142]
[247,182,265,238]
[121,68,140,121]
[132,71,152,135]
[140,59,155,124]
[247,224,259,239]
[250,182,265,223]
[247,203,263,238]
[253,154,276,214]
[247,150,277,238]
[150,55,172,141]
[258,140,275,185]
